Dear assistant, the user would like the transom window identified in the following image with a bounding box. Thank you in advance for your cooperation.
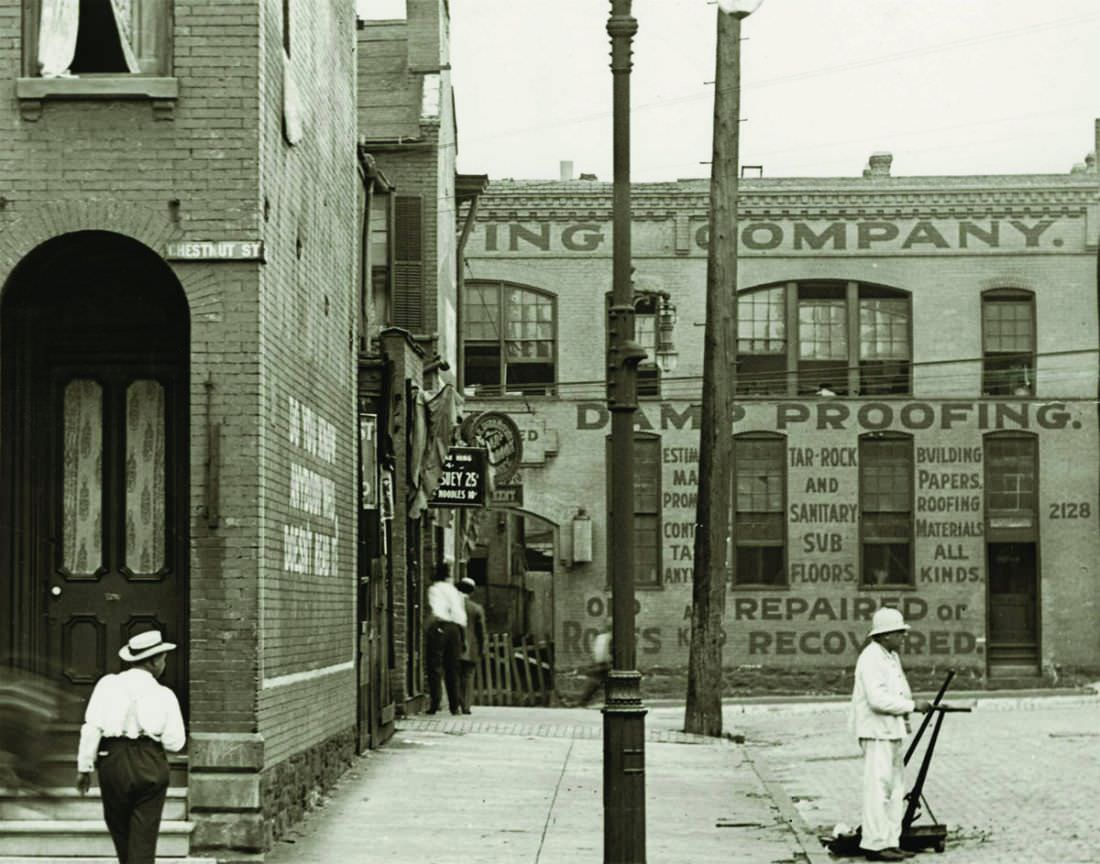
[982,290,1035,396]
[463,281,556,397]
[735,281,911,397]
[860,434,913,587]
[732,435,786,586]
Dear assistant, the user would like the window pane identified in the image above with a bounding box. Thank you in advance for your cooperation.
[986,437,1036,525]
[125,380,166,576]
[862,543,911,586]
[798,299,847,360]
[505,361,554,396]
[464,343,501,394]
[735,546,785,586]
[62,380,104,577]
[737,287,786,353]
[463,283,500,341]
[860,298,909,360]
[635,515,660,586]
[737,354,787,396]
[861,440,911,512]
[860,360,910,395]
[735,438,784,513]
[983,354,1033,396]
[983,300,1033,352]
[635,438,660,512]
[370,195,389,263]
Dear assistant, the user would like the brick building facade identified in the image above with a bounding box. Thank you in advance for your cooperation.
[460,137,1100,694]
[0,0,466,859]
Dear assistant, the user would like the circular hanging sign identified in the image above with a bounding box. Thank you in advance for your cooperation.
[462,411,523,486]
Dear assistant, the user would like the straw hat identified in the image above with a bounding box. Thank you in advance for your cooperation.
[119,630,176,663]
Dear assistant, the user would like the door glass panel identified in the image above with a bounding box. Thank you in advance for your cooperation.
[62,380,104,576]
[125,380,166,576]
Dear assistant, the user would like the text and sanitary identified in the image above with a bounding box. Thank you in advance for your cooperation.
[559,399,1093,663]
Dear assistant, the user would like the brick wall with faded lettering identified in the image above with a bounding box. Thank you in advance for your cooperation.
[463,177,1100,683]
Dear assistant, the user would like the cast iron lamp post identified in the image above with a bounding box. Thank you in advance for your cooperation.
[605,1,647,861]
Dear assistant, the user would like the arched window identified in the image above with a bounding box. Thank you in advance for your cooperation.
[732,433,786,587]
[859,433,913,587]
[981,289,1035,396]
[463,281,556,397]
[736,281,911,397]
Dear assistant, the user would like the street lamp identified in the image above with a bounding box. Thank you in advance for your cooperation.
[654,294,679,374]
[605,0,646,861]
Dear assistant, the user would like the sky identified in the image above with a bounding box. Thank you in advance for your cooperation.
[429,0,1100,183]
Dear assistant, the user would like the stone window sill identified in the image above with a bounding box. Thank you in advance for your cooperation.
[16,77,179,120]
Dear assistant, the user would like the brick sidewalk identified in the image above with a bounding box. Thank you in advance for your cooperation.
[729,701,1100,864]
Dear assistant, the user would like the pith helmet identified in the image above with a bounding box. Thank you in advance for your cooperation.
[868,607,910,638]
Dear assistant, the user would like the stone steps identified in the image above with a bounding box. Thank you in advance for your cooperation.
[0,787,187,821]
[0,820,193,857]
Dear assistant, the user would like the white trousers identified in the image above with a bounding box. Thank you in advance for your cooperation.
[860,738,905,851]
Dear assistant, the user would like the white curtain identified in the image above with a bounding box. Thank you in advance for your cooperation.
[108,0,142,73]
[37,0,141,77]
[37,0,79,77]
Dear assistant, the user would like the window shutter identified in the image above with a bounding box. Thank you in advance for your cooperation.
[393,195,424,332]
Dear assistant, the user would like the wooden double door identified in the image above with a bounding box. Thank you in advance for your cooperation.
[38,362,187,717]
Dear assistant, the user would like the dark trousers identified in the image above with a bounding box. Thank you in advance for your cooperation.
[458,659,477,713]
[96,737,170,864]
[426,620,462,713]
[578,662,611,706]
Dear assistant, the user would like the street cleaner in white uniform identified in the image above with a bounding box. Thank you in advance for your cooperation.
[850,608,931,862]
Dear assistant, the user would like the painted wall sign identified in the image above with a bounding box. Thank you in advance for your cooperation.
[462,411,524,485]
[429,447,488,508]
[575,401,1082,433]
[475,218,1078,256]
[165,240,265,261]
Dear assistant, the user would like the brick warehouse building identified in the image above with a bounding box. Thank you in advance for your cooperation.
[0,0,469,859]
[459,134,1100,693]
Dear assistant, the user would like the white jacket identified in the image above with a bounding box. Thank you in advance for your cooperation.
[849,641,915,740]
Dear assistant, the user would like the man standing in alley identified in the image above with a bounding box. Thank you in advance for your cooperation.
[76,630,186,864]
[456,577,486,714]
[426,562,467,715]
[850,608,931,862]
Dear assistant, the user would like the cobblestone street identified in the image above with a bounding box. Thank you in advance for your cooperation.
[714,697,1100,864]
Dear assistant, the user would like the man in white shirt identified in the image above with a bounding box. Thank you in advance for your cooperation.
[850,608,931,862]
[425,563,467,715]
[76,630,186,864]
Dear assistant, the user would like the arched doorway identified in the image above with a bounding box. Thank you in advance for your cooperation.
[1,231,190,720]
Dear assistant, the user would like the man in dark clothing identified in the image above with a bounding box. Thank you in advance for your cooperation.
[425,563,467,715]
[456,577,487,714]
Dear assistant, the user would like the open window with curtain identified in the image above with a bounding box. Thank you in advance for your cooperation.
[982,289,1035,397]
[32,0,172,77]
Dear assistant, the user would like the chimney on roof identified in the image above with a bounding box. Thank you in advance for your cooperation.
[864,152,893,178]
[560,160,574,182]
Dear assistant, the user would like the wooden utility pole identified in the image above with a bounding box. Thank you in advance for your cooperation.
[685,5,745,737]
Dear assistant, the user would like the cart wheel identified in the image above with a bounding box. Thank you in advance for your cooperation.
[935,842,945,853]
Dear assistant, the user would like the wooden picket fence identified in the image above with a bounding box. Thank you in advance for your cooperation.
[471,633,554,706]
